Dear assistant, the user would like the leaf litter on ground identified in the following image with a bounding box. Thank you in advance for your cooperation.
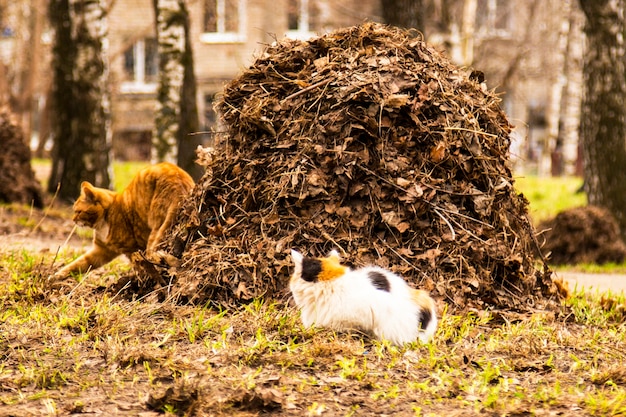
[0,246,625,416]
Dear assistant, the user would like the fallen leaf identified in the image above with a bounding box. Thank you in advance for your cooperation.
[430,141,447,162]
[384,94,410,108]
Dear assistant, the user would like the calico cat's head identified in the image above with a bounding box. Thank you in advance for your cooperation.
[72,181,115,228]
[290,249,347,283]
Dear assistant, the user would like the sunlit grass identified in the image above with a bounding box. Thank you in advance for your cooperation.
[554,262,626,274]
[112,161,149,191]
[513,175,587,224]
[513,175,626,272]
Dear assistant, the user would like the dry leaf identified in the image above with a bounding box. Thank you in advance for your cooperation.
[381,211,410,233]
[430,141,447,162]
[384,94,410,108]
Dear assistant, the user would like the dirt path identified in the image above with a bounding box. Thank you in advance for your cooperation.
[1,204,88,252]
[557,271,626,295]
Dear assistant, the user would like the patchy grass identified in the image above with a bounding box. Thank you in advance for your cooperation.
[513,175,587,224]
[112,161,150,191]
[554,262,626,274]
[0,249,625,416]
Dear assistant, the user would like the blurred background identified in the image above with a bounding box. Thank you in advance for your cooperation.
[4,0,626,251]
[0,0,584,173]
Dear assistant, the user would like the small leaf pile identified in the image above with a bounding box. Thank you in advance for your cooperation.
[162,22,561,311]
[0,107,43,208]
[539,205,626,265]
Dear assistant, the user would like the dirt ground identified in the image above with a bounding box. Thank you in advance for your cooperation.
[556,271,626,295]
[0,203,90,252]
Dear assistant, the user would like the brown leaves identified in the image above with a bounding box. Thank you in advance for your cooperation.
[381,211,410,233]
[159,22,557,313]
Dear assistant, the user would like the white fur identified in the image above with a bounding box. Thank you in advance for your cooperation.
[289,250,437,346]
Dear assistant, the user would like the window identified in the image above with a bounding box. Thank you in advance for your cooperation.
[201,0,246,43]
[121,38,158,94]
[476,0,512,37]
[286,0,323,40]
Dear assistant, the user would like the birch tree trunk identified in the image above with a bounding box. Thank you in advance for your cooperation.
[559,5,584,176]
[152,0,184,164]
[579,0,626,239]
[152,0,202,178]
[539,0,571,176]
[460,0,476,66]
[48,0,112,201]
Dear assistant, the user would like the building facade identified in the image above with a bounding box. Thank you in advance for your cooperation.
[108,0,382,159]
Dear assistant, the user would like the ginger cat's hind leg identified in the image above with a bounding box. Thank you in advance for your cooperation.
[145,208,182,267]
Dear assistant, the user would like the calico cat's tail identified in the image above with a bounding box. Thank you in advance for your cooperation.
[411,289,438,343]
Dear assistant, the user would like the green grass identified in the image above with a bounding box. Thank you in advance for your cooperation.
[0,249,625,416]
[554,261,626,274]
[112,160,150,191]
[513,175,587,224]
[32,159,148,193]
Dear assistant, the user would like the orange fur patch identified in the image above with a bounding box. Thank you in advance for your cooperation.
[317,256,347,281]
[411,289,435,310]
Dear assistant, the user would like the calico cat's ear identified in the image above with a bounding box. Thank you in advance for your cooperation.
[290,249,303,266]
[80,181,97,202]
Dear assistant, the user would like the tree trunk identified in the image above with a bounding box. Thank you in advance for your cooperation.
[152,0,202,179]
[460,0,476,66]
[381,0,424,32]
[579,0,626,239]
[558,4,584,176]
[152,0,184,165]
[19,0,45,143]
[48,0,112,201]
[177,0,203,180]
[540,0,571,176]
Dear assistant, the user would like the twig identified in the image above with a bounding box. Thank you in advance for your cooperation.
[51,222,77,269]
[61,224,78,249]
[282,79,332,102]
[428,201,495,229]
[433,207,456,241]
[66,272,90,299]
[444,126,497,138]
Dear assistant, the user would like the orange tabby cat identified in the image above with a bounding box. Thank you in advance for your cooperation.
[54,162,194,278]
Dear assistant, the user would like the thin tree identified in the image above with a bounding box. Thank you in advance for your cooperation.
[48,0,112,201]
[579,0,626,239]
[152,0,203,180]
[557,4,584,176]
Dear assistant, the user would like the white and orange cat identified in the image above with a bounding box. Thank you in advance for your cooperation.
[54,162,194,278]
[290,249,438,346]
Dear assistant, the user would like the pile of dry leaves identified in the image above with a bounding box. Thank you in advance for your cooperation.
[0,107,43,208]
[158,22,561,312]
[538,205,626,265]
